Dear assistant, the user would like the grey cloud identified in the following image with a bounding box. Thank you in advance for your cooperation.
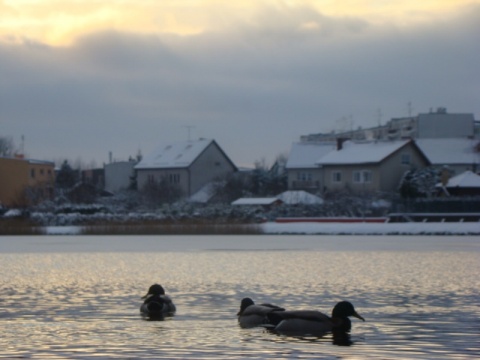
[1,4,479,166]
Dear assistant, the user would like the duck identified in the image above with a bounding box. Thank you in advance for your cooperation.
[265,301,364,335]
[140,284,176,319]
[237,297,285,328]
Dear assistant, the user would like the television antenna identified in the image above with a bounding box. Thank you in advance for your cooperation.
[407,101,413,117]
[183,125,196,141]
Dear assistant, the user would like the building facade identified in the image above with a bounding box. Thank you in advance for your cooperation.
[0,156,55,207]
[135,139,237,198]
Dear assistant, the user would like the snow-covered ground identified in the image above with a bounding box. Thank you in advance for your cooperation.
[260,221,480,235]
[43,221,480,235]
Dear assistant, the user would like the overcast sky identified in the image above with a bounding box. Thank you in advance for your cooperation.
[1,1,479,168]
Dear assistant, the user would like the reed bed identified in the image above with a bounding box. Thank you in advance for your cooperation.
[0,219,46,235]
[81,220,264,235]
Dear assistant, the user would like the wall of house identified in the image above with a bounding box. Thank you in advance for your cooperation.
[379,144,429,191]
[0,157,55,207]
[136,168,190,195]
[0,157,28,206]
[189,142,236,196]
[417,112,474,138]
[25,161,55,206]
[104,161,136,193]
[287,168,324,193]
[322,143,429,194]
[323,164,379,193]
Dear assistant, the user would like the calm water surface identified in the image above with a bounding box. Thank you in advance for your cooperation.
[0,235,479,359]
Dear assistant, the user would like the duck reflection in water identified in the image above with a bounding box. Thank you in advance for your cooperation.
[140,284,176,320]
[264,301,364,345]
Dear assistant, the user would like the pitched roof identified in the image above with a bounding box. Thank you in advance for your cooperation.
[276,190,324,205]
[231,197,281,205]
[416,138,480,165]
[317,140,411,165]
[135,138,214,169]
[437,170,480,188]
[286,142,335,168]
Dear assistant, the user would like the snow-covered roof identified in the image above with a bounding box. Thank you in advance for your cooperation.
[317,140,410,165]
[416,138,480,165]
[231,197,281,206]
[286,142,335,168]
[135,139,213,169]
[436,170,480,188]
[276,190,324,205]
[189,182,217,203]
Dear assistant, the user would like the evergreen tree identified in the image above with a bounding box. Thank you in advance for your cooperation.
[56,160,77,189]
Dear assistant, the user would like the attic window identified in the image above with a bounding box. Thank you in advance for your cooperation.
[401,153,411,165]
[164,145,172,151]
[175,154,183,160]
[185,144,192,150]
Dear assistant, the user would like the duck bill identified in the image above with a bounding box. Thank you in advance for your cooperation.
[141,293,149,299]
[352,311,365,321]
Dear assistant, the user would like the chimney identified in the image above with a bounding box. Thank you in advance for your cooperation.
[336,138,348,150]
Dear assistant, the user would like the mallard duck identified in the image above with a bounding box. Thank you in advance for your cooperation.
[265,301,364,335]
[140,284,176,319]
[237,297,285,328]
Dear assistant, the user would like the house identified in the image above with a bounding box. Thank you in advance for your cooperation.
[318,139,430,194]
[135,138,237,198]
[416,138,480,175]
[104,160,137,193]
[81,168,105,189]
[0,156,55,207]
[435,170,480,197]
[285,141,335,192]
[300,107,476,142]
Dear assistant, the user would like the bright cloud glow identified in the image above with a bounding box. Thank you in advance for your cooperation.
[0,0,476,45]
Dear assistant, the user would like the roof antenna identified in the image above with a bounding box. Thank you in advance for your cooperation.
[183,125,195,141]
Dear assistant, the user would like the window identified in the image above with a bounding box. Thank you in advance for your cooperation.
[169,173,180,184]
[401,153,411,165]
[332,171,342,183]
[30,169,35,178]
[353,170,372,183]
[147,174,155,184]
[297,172,312,181]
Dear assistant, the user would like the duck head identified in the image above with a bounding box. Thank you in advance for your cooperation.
[238,297,255,315]
[142,284,166,299]
[332,301,365,321]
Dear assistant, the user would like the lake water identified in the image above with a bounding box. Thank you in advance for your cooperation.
[0,235,479,359]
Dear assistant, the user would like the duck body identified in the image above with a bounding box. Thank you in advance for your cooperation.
[266,301,364,335]
[266,310,333,334]
[237,297,285,328]
[140,284,176,319]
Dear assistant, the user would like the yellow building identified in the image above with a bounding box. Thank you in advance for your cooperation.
[0,156,55,207]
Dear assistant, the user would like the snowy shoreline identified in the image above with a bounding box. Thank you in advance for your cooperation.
[43,221,480,235]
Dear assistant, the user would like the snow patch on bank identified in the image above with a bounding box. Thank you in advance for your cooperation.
[260,222,480,235]
[42,222,480,235]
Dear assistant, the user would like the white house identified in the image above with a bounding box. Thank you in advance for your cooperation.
[135,139,237,198]
[104,160,137,193]
[416,138,480,175]
[285,141,335,192]
[317,139,430,194]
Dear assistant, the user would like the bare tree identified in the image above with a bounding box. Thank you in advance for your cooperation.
[0,136,15,156]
